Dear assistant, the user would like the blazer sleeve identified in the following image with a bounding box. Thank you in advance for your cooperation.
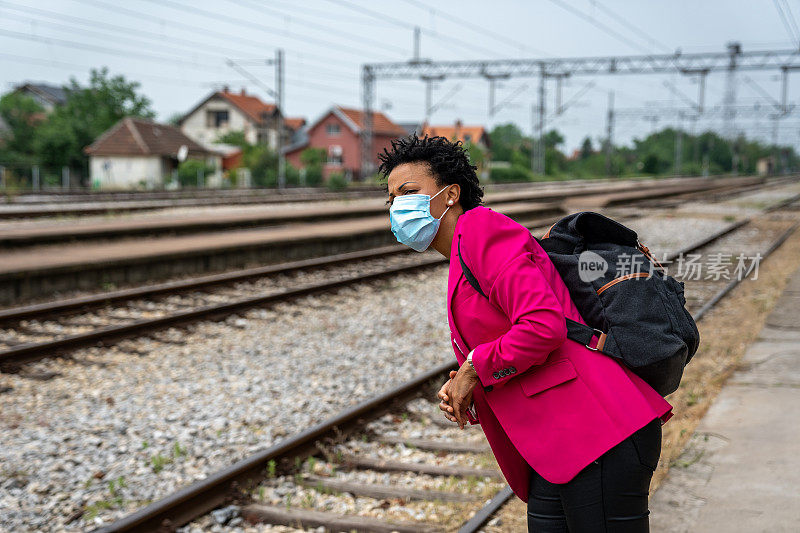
[460,209,568,388]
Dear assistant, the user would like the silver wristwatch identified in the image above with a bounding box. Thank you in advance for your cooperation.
[467,349,475,370]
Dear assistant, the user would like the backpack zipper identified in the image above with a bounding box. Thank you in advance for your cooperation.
[596,272,651,295]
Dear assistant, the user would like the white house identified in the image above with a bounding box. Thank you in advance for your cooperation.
[84,117,221,189]
[179,87,303,150]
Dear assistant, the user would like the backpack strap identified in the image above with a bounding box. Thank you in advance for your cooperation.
[457,234,612,355]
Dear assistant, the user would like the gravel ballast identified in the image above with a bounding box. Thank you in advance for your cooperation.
[1,190,795,532]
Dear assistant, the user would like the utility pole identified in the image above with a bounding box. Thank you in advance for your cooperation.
[275,49,285,188]
[530,102,536,174]
[724,42,741,175]
[226,52,285,188]
[421,75,444,123]
[605,91,615,177]
[674,111,684,177]
[361,44,800,183]
[537,67,546,175]
[361,65,375,180]
[413,27,421,63]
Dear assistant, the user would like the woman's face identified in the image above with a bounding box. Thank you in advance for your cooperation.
[385,162,457,218]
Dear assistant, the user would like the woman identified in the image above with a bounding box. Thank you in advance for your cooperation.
[379,134,674,532]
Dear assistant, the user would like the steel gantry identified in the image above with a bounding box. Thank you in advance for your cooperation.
[360,44,800,178]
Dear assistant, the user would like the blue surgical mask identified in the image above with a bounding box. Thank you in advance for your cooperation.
[389,185,452,252]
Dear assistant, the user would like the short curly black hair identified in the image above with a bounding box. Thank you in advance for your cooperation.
[377,133,484,211]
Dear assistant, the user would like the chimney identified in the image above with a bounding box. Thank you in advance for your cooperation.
[222,85,229,93]
[455,119,463,137]
[240,87,246,96]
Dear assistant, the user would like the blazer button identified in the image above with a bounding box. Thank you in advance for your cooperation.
[502,369,509,376]
[509,366,517,374]
[493,372,500,380]
[484,385,494,392]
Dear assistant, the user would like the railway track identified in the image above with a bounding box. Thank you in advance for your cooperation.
[2,184,797,532]
[0,214,576,370]
[2,177,793,369]
[68,195,796,532]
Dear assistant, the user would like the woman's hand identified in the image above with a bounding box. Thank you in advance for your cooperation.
[437,370,458,423]
[449,361,480,430]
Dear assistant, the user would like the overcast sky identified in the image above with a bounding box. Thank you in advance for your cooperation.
[2,0,798,151]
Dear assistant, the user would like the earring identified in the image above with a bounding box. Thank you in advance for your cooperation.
[448,200,454,205]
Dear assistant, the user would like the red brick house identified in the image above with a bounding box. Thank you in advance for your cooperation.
[284,105,406,181]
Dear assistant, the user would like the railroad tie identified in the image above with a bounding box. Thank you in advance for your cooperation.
[299,475,479,503]
[241,504,444,532]
[377,436,490,453]
[336,454,502,479]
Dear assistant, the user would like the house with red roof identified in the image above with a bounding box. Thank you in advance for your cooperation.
[421,120,491,150]
[284,105,406,181]
[84,117,220,189]
[178,87,305,155]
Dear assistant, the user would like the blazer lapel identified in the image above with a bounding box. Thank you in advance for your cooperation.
[447,238,470,362]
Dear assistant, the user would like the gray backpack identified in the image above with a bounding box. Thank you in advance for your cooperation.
[458,211,700,396]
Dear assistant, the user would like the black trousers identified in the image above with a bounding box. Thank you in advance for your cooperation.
[527,416,662,532]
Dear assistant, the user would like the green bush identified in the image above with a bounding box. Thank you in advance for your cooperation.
[490,165,534,183]
[326,172,347,191]
[303,166,324,187]
[177,159,214,187]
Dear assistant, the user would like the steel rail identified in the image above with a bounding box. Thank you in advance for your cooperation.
[91,210,799,532]
[458,219,800,533]
[0,258,444,367]
[93,360,457,533]
[2,188,793,368]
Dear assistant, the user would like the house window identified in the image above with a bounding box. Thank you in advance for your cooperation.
[206,110,229,128]
[327,145,343,165]
[464,134,472,143]
[326,123,341,136]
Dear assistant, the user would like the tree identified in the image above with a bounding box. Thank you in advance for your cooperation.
[35,67,155,169]
[580,137,594,160]
[0,92,44,163]
[299,147,326,186]
[544,129,564,149]
[166,112,184,126]
[489,123,526,162]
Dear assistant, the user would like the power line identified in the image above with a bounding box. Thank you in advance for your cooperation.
[590,0,672,53]
[0,27,229,72]
[0,1,260,60]
[0,51,228,87]
[67,0,381,71]
[0,27,387,100]
[320,0,505,59]
[229,0,407,57]
[774,0,800,47]
[546,0,653,54]
[0,11,261,65]
[397,0,550,56]
[139,0,399,61]
[0,2,371,85]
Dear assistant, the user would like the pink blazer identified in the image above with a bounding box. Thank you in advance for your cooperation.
[448,206,673,501]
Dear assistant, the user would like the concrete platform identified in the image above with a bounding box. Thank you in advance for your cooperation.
[0,202,565,306]
[0,176,765,247]
[650,263,800,532]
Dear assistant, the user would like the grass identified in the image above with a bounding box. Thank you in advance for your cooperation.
[150,453,172,473]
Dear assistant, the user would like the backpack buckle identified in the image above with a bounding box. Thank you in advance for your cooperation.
[585,329,607,352]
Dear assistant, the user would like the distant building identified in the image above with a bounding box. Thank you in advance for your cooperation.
[178,87,303,151]
[757,156,775,176]
[284,105,406,181]
[421,120,491,150]
[84,117,221,189]
[12,82,67,112]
